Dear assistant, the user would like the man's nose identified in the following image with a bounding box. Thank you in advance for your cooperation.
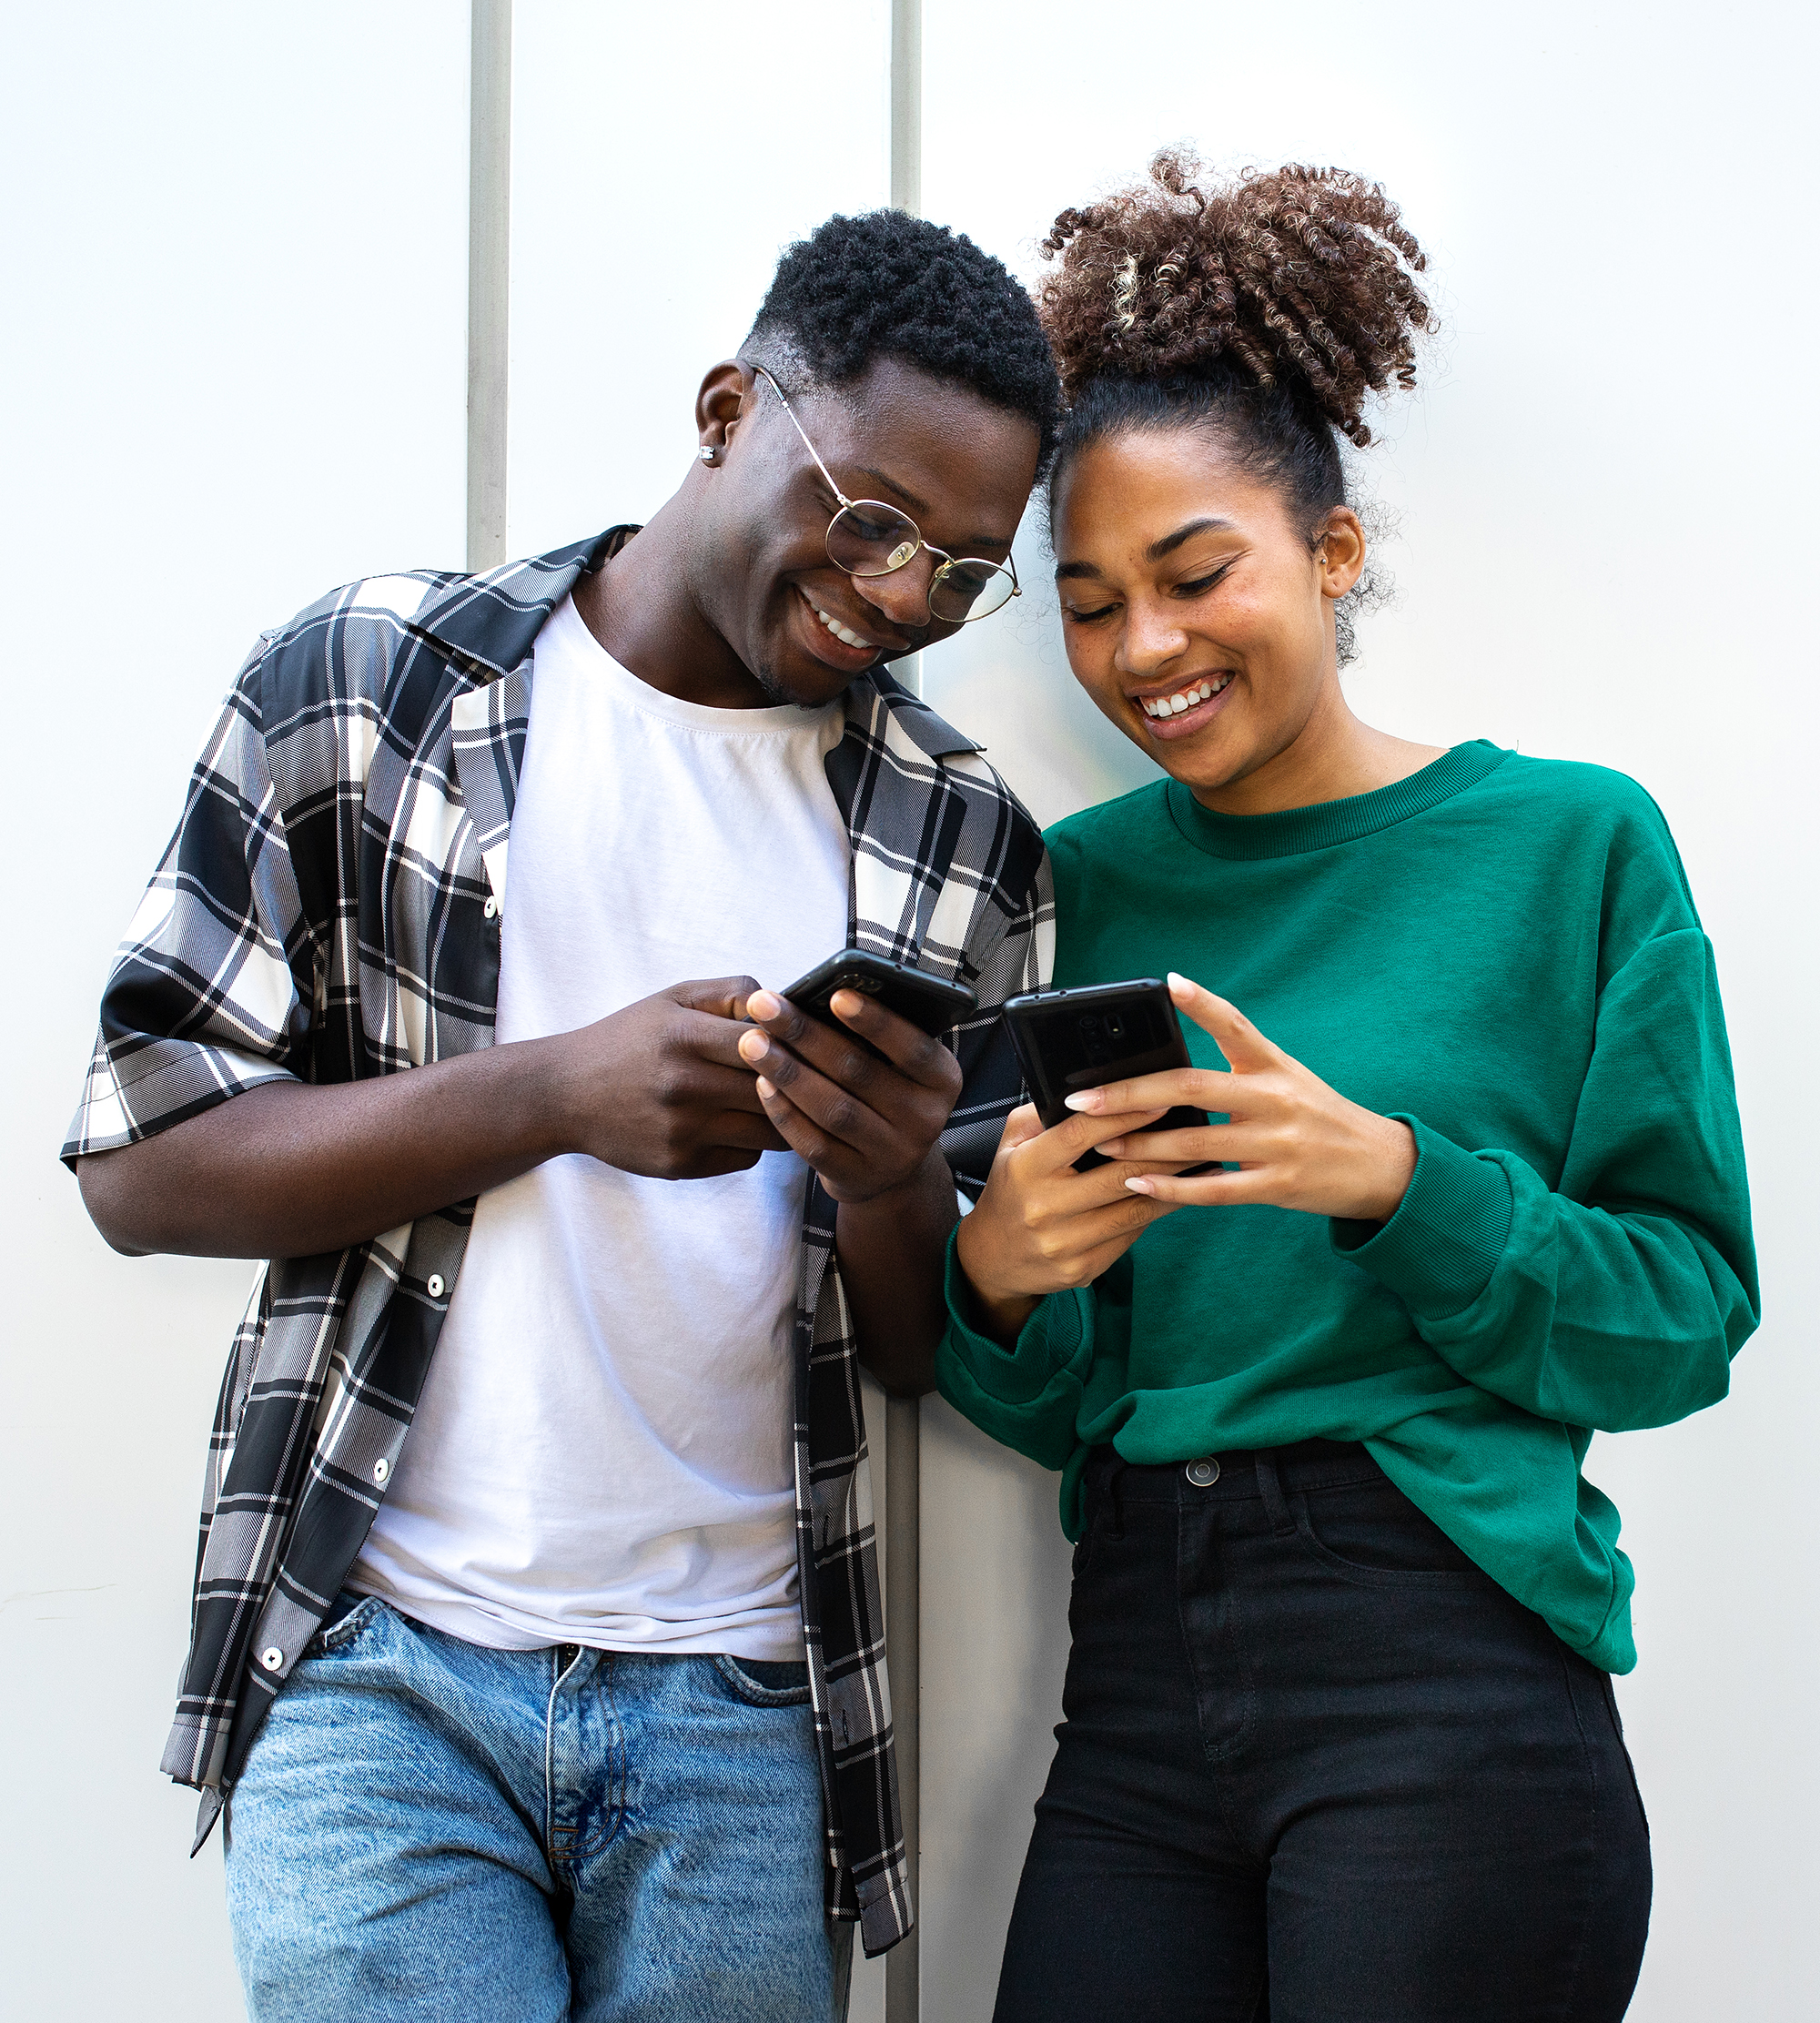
[853,553,939,633]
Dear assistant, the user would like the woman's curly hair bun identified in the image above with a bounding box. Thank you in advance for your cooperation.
[1037,151,1433,447]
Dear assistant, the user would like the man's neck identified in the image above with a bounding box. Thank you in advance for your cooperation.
[571,496,776,710]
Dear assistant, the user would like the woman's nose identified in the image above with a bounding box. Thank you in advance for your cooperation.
[1116,602,1189,675]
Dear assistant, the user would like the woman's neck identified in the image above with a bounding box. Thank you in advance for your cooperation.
[1191,682,1447,816]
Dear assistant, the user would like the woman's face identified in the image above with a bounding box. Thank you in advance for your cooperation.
[1050,427,1363,801]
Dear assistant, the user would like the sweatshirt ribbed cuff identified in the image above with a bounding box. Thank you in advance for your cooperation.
[1330,1114,1512,1322]
[941,1229,1089,1404]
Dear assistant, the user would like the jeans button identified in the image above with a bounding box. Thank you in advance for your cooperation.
[1185,1457,1221,1487]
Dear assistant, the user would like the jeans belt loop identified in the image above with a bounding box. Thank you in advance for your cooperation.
[1255,1449,1295,1537]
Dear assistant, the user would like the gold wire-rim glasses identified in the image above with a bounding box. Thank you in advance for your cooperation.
[749,364,1021,624]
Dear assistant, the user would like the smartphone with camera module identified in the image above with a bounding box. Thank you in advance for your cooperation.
[1003,978,1215,1173]
[779,948,977,1059]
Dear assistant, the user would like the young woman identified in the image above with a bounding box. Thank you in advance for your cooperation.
[938,155,1757,2023]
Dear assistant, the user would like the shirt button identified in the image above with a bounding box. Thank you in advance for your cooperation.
[482,895,499,920]
[426,1274,446,1299]
[1186,1457,1221,1488]
[258,1646,284,1672]
[373,1457,390,1485]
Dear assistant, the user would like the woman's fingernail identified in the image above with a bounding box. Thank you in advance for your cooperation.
[1126,1177,1155,1195]
[1168,972,1191,996]
[1063,1092,1099,1112]
[1099,1139,1124,1158]
[739,1031,768,1062]
[748,991,780,1020]
[755,1077,776,1100]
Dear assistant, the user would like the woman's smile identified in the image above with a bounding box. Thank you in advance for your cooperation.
[1130,671,1236,739]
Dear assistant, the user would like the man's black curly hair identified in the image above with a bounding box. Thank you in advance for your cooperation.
[743,211,1059,470]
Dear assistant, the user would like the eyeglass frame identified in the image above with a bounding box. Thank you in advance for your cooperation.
[746,363,1021,624]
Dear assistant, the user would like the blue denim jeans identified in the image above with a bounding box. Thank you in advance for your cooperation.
[223,1596,850,2022]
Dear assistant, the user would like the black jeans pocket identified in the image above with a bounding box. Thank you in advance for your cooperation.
[1293,1476,1486,1588]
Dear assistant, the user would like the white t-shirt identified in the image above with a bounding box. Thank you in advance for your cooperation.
[352,593,849,1660]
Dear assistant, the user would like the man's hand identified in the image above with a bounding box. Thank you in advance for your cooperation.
[735,987,963,1203]
[77,974,788,1260]
[557,976,788,1179]
[736,985,966,1394]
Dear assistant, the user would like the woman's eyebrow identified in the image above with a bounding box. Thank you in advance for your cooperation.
[1146,516,1235,561]
[1056,516,1239,581]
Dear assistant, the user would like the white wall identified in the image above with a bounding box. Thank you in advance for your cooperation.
[2,6,468,2016]
[5,5,1813,2020]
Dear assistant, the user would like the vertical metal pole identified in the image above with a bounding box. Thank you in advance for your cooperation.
[466,0,511,571]
[885,13,923,2018]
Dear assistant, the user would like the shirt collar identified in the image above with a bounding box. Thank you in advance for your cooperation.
[410,524,986,762]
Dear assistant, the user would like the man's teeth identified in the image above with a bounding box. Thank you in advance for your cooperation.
[1140,676,1229,720]
[805,592,875,651]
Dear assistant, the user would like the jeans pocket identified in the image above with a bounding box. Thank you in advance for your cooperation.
[1293,1478,1485,1587]
[713,1655,813,1707]
[308,1593,386,1659]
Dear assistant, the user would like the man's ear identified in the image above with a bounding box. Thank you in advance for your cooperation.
[1315,507,1367,600]
[695,359,753,462]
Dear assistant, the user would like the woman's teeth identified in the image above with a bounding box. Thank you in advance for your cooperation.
[804,591,875,652]
[1140,675,1230,720]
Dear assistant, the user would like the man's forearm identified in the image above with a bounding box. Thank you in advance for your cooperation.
[836,1148,960,1398]
[78,1038,572,1260]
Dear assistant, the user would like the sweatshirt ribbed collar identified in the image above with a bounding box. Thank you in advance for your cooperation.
[1167,740,1510,862]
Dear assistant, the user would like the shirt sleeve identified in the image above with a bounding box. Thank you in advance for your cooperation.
[62,641,311,1166]
[1330,925,1758,1431]
[934,1231,1094,1470]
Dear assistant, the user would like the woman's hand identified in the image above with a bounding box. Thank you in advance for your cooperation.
[1083,973,1416,1221]
[953,1101,1188,1341]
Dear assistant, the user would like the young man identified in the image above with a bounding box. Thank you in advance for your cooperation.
[67,212,1058,2020]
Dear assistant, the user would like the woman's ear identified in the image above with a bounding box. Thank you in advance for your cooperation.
[1314,508,1367,599]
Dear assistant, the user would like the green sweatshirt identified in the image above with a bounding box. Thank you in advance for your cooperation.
[936,742,1757,1674]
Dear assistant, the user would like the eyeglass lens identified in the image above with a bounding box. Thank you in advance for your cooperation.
[825,502,1016,622]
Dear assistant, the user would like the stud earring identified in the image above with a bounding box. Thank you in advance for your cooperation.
[699,446,716,463]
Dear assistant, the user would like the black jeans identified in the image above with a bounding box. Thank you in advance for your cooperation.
[995,1442,1652,2023]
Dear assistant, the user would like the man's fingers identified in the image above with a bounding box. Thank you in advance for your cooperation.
[710,1110,792,1153]
[748,1042,883,1156]
[743,990,884,1097]
[1165,973,1284,1073]
[745,987,960,1100]
[824,988,958,1087]
[671,1057,774,1112]
[672,975,766,1023]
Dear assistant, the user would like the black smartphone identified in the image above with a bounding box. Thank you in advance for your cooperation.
[779,948,978,1057]
[1002,978,1214,1172]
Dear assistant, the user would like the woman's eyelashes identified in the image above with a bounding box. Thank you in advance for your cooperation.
[1063,561,1237,626]
[1174,561,1235,601]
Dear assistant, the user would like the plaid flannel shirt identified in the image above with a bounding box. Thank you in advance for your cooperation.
[64,530,1053,1957]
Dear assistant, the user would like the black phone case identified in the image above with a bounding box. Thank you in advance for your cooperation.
[1003,979,1213,1172]
[781,949,977,1053]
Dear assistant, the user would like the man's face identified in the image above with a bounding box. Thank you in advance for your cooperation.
[694,357,1042,707]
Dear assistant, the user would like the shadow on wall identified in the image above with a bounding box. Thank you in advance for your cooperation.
[918,1398,1077,2014]
[919,533,1162,833]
